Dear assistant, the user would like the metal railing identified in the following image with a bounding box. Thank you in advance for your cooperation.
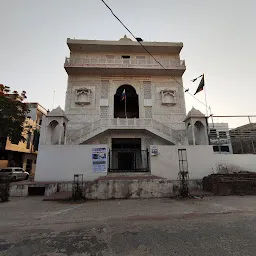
[67,118,183,144]
[65,57,185,69]
[108,149,149,172]
[209,137,232,145]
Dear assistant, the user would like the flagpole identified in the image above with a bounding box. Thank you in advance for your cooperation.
[203,74,209,117]
[124,95,127,118]
[209,106,214,128]
[204,91,208,117]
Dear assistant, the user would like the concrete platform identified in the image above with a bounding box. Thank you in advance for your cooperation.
[43,191,72,201]
[9,174,205,200]
[42,174,172,200]
[10,181,59,197]
[85,175,173,200]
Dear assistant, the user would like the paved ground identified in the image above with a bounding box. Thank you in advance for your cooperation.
[1,196,256,255]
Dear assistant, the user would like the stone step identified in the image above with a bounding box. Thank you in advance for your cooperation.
[106,172,151,176]
[96,174,165,181]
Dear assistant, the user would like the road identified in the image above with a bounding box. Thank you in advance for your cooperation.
[1,196,256,255]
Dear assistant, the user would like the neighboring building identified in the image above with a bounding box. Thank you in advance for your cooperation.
[208,123,233,154]
[40,36,188,171]
[0,103,47,174]
[230,123,256,154]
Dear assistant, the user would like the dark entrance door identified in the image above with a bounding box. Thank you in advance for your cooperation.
[118,152,134,170]
[112,138,141,150]
[109,138,149,172]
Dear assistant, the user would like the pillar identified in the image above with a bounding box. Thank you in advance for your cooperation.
[191,120,196,145]
[58,125,62,145]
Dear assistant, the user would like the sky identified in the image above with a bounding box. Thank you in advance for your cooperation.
[1,0,256,128]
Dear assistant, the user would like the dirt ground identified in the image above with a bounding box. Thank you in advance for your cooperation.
[1,196,256,255]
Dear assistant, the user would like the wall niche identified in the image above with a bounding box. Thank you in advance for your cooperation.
[75,88,92,106]
[160,89,176,105]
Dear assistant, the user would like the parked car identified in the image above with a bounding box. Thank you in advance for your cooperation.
[0,167,29,182]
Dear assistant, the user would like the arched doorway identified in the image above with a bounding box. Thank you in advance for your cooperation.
[187,123,194,145]
[48,120,59,145]
[114,84,139,118]
[194,121,207,145]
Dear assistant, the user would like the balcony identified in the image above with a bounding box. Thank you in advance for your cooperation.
[64,57,186,76]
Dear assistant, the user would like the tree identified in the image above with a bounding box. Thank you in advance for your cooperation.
[0,84,30,144]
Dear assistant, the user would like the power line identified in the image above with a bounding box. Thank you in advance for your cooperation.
[210,115,256,118]
[101,0,209,109]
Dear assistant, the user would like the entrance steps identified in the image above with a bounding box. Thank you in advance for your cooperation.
[40,174,174,200]
[101,172,155,178]
[10,175,175,199]
[84,174,174,199]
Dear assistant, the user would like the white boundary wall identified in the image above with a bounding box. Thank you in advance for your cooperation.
[35,145,108,182]
[150,145,256,180]
[35,144,256,182]
[215,154,256,173]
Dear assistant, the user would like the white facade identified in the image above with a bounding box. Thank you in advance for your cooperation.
[63,37,188,150]
[35,37,256,183]
[37,36,192,178]
[40,36,188,152]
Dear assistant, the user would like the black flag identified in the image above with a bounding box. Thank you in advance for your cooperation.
[193,74,204,95]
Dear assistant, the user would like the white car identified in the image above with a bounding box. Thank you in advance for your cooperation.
[0,167,29,182]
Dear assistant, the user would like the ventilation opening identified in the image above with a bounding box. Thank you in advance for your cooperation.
[213,146,219,152]
[28,186,45,196]
[122,55,130,64]
[221,146,230,152]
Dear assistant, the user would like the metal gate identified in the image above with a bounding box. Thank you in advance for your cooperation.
[108,149,149,172]
[178,149,189,197]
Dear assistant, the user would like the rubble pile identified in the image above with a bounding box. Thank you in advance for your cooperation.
[203,172,256,196]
